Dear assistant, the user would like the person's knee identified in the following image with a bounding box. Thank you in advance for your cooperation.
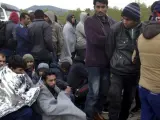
[108,86,121,102]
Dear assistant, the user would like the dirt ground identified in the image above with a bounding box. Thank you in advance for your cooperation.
[102,111,141,120]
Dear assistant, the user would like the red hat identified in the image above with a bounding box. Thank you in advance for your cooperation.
[9,11,19,24]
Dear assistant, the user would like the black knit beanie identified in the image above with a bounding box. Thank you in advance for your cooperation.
[122,2,140,21]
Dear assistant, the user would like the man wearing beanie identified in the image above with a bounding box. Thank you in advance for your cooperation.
[149,0,160,20]
[137,1,160,119]
[23,54,35,79]
[84,0,116,120]
[0,11,19,61]
[28,9,54,69]
[107,2,142,120]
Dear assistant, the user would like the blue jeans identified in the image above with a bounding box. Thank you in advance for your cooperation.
[85,67,110,119]
[0,107,33,120]
[139,86,160,120]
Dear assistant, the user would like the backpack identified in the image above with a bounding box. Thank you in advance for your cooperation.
[0,21,7,47]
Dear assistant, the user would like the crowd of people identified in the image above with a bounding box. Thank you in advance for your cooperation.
[0,0,160,120]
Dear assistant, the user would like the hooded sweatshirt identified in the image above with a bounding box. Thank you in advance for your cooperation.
[44,11,64,56]
[76,12,88,49]
[138,21,160,93]
[60,14,76,59]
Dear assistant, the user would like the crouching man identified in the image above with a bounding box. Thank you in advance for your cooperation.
[0,55,40,120]
[35,69,86,120]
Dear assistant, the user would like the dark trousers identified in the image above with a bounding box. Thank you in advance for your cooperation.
[0,107,32,120]
[85,67,110,119]
[76,49,86,60]
[108,74,138,120]
[135,88,141,108]
[139,86,160,120]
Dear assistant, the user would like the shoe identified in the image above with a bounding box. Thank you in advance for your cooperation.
[94,113,105,120]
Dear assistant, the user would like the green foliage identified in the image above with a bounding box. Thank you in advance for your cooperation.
[24,3,152,24]
[20,9,28,14]
[56,3,152,24]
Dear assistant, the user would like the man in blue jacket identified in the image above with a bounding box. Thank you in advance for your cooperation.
[15,12,31,57]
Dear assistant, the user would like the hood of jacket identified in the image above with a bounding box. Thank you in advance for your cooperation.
[143,21,160,39]
[44,11,55,24]
[67,14,74,25]
[80,12,88,24]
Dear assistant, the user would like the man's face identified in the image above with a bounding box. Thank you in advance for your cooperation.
[12,68,25,74]
[44,15,50,23]
[122,16,138,29]
[23,15,30,26]
[26,61,34,69]
[38,69,47,77]
[45,74,56,88]
[71,16,75,24]
[94,2,108,16]
[0,56,6,67]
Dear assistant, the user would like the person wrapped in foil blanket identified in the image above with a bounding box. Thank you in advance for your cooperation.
[0,66,40,118]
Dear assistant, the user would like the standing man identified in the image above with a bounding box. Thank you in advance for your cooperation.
[0,11,19,61]
[84,0,115,120]
[28,10,54,68]
[60,14,76,60]
[108,3,142,120]
[15,13,31,57]
[138,2,160,120]
[44,11,64,61]
[76,12,88,60]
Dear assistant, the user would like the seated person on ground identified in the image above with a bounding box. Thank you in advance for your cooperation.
[0,55,40,120]
[34,69,86,120]
[23,54,35,79]
[32,62,49,84]
[8,55,26,74]
[0,53,6,67]
[59,57,72,81]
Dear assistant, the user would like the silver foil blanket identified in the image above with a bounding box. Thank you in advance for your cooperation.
[0,66,40,118]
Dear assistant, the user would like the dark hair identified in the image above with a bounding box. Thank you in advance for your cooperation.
[55,15,58,22]
[8,55,26,69]
[60,62,71,71]
[0,53,6,58]
[34,9,44,19]
[42,69,57,81]
[93,0,108,5]
[20,13,29,21]
[29,12,35,22]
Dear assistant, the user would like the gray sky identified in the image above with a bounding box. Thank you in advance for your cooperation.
[0,0,156,10]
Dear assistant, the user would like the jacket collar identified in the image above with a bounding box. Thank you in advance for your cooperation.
[33,19,45,22]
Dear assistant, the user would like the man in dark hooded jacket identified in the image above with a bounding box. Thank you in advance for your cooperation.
[28,10,54,68]
[0,11,19,61]
[60,14,76,60]
[108,3,142,120]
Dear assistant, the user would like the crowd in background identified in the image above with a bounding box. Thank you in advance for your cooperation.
[1,0,160,120]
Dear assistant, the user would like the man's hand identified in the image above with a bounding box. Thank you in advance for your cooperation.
[65,86,71,94]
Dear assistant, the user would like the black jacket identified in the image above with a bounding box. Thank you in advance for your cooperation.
[109,21,142,75]
[28,19,54,61]
[4,21,17,50]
